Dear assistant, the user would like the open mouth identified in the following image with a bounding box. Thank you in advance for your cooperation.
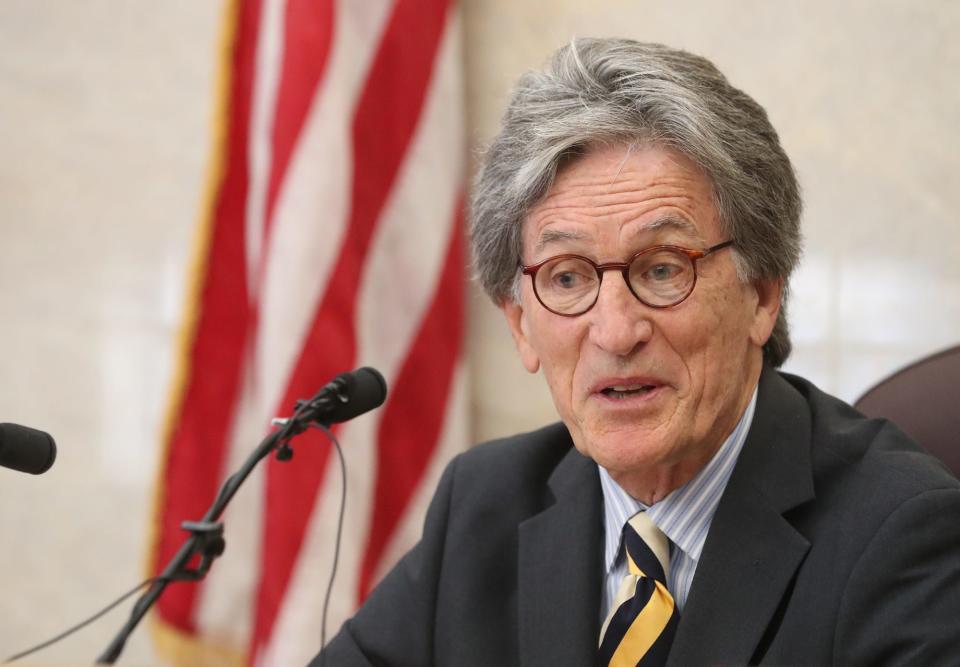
[600,384,657,399]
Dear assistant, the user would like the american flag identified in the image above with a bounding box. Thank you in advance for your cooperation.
[149,0,466,664]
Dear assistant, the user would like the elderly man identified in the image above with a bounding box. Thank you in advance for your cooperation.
[313,39,960,666]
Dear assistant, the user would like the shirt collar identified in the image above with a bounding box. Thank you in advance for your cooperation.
[600,386,758,573]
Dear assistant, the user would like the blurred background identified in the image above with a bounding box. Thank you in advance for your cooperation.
[1,0,957,664]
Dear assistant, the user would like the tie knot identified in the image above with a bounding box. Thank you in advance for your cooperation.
[623,512,670,584]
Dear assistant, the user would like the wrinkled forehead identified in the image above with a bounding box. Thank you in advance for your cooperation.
[520,142,721,256]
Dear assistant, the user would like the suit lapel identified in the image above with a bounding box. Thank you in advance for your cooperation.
[668,368,816,666]
[518,442,604,667]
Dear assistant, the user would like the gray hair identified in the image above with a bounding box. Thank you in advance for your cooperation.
[470,38,802,367]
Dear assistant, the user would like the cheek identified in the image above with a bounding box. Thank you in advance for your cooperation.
[677,292,751,400]
[704,301,757,396]
[528,319,586,407]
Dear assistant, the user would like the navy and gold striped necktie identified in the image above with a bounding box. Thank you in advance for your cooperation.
[598,511,680,666]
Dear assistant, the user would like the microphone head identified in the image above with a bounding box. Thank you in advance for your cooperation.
[0,423,57,475]
[322,367,388,425]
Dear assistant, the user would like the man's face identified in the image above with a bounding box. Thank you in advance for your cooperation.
[501,144,780,502]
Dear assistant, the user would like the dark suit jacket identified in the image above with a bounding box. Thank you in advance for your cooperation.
[313,368,960,666]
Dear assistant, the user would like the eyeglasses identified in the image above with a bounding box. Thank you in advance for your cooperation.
[521,241,735,316]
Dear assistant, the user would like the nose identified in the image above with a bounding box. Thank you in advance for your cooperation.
[586,270,653,356]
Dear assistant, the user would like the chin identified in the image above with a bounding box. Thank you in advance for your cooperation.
[575,426,676,475]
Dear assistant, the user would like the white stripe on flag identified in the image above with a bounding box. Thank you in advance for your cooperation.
[244,0,284,295]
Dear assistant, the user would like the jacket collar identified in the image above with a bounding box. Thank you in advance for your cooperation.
[667,366,816,666]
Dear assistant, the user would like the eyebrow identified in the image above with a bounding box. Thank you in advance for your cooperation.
[533,229,586,254]
[641,214,702,239]
[531,214,704,255]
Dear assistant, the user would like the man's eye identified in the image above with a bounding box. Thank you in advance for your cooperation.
[645,263,683,281]
[543,259,595,291]
[554,271,580,288]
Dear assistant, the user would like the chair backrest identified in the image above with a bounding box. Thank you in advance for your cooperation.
[854,344,960,477]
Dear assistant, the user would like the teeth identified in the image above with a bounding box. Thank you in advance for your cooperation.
[603,384,655,396]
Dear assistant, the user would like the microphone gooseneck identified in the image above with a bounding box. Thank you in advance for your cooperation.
[93,366,387,664]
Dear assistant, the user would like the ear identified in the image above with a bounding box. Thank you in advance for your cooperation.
[749,277,783,348]
[500,298,541,374]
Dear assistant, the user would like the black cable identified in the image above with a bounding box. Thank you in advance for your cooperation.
[4,576,167,663]
[314,423,347,667]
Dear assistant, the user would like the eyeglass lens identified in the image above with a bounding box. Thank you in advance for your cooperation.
[533,248,696,314]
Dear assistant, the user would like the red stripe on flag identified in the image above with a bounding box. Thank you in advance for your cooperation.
[154,0,262,632]
[358,203,465,602]
[262,0,334,242]
[249,0,452,657]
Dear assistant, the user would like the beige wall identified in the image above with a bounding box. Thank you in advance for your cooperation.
[1,1,957,664]
[0,2,221,664]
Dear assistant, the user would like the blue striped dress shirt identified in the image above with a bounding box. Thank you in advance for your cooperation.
[599,387,757,618]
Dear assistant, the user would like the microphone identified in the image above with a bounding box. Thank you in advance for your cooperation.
[0,423,57,475]
[299,367,388,426]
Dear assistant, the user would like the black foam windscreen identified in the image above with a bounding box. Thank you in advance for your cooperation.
[322,367,388,425]
[0,423,57,475]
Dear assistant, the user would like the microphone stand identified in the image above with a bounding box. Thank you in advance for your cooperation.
[95,389,346,664]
